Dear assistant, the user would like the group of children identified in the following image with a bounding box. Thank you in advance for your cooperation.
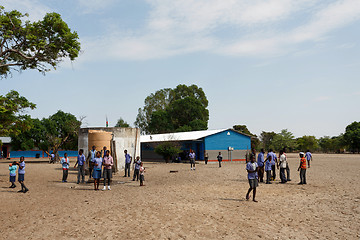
[246,150,311,202]
[8,156,29,193]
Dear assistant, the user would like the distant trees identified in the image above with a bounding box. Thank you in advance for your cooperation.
[115,117,130,127]
[0,6,80,78]
[0,90,36,141]
[296,135,318,152]
[11,110,81,160]
[135,84,209,134]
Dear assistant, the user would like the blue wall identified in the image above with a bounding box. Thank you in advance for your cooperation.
[204,130,251,151]
[10,150,78,158]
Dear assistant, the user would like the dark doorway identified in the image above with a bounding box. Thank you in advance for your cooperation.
[2,146,8,159]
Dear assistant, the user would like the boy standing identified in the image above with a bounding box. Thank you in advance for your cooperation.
[257,149,265,182]
[298,152,307,184]
[133,156,141,181]
[102,150,113,190]
[17,156,29,193]
[61,153,70,183]
[265,155,272,184]
[189,150,196,170]
[124,150,132,177]
[246,155,258,202]
[74,149,86,184]
[87,146,97,180]
[217,152,222,168]
[139,162,145,186]
[9,161,17,188]
[305,150,312,168]
[279,150,287,183]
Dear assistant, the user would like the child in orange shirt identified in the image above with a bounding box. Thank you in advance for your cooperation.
[297,152,307,184]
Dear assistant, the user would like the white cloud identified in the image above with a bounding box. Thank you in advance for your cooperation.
[2,0,51,21]
[77,0,360,61]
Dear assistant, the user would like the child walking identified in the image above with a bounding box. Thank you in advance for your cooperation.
[9,161,18,188]
[139,162,145,186]
[16,156,29,193]
[246,154,258,202]
[298,152,307,184]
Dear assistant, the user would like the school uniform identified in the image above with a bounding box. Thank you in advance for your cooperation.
[77,154,86,183]
[9,165,17,185]
[279,154,287,183]
[61,157,70,182]
[217,154,222,167]
[92,157,103,179]
[265,159,272,184]
[133,159,141,181]
[103,155,113,186]
[246,162,258,189]
[18,161,25,182]
[257,152,265,182]
[124,153,132,177]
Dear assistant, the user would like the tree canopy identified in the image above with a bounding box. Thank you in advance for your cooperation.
[344,121,360,153]
[0,90,36,138]
[0,6,80,78]
[135,84,209,134]
[11,110,81,159]
[115,117,130,128]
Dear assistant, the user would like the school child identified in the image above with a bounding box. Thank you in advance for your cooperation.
[305,150,312,168]
[92,151,103,190]
[298,152,307,184]
[9,161,18,188]
[60,153,70,182]
[16,156,29,193]
[217,152,223,167]
[139,162,145,186]
[246,154,258,202]
[74,149,86,184]
[133,156,141,181]
[102,150,113,190]
[265,155,272,184]
[279,150,287,183]
[189,150,196,170]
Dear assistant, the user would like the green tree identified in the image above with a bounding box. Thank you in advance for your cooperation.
[115,117,130,127]
[154,142,182,163]
[11,110,81,160]
[296,135,318,152]
[0,6,80,78]
[135,84,209,134]
[343,121,360,153]
[260,131,276,150]
[271,129,296,152]
[0,90,36,140]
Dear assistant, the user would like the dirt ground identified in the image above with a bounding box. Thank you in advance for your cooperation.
[0,153,359,239]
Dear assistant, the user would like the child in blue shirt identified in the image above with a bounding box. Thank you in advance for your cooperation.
[9,161,18,188]
[16,156,29,193]
[265,155,272,184]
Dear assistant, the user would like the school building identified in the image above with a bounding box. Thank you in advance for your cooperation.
[140,128,251,162]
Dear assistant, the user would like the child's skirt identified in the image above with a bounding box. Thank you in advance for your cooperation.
[92,169,102,179]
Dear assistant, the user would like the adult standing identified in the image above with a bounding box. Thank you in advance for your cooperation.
[279,150,287,183]
[189,150,196,170]
[305,150,312,168]
[257,149,265,182]
[102,150,113,190]
[61,153,70,183]
[204,151,209,165]
[124,150,132,177]
[87,145,97,181]
[217,152,223,168]
[74,149,86,184]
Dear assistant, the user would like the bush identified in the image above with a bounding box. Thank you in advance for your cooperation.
[154,142,182,163]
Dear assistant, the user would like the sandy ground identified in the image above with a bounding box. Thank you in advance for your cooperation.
[0,153,359,240]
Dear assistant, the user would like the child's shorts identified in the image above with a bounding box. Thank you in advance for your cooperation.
[92,169,101,179]
[140,175,145,182]
[18,174,24,182]
[10,175,16,182]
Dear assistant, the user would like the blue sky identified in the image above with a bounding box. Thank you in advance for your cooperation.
[1,0,360,138]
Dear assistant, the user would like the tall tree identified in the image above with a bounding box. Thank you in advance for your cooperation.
[296,135,318,152]
[260,131,276,150]
[135,84,209,134]
[0,6,80,78]
[0,90,36,139]
[271,129,296,152]
[115,117,130,127]
[343,121,360,153]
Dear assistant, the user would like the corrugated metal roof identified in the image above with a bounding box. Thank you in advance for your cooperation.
[0,137,11,144]
[140,129,229,143]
